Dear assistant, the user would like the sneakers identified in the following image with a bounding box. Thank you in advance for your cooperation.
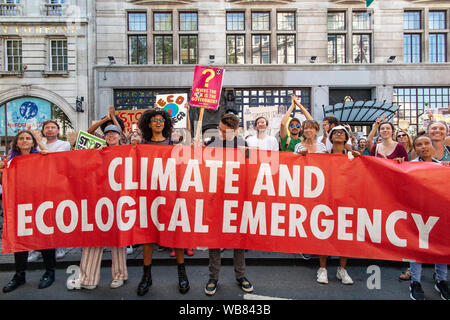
[317,267,328,284]
[298,253,311,260]
[409,281,425,300]
[38,270,55,289]
[185,249,195,256]
[435,280,450,300]
[205,279,218,296]
[126,246,134,255]
[56,248,66,259]
[336,267,354,285]
[110,279,125,289]
[2,272,26,293]
[66,277,96,290]
[237,277,253,293]
[27,251,42,262]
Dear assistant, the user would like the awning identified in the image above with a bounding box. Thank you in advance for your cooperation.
[322,100,400,123]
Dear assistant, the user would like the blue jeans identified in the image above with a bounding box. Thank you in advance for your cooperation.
[410,262,447,283]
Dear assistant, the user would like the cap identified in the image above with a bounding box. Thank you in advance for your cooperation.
[327,125,350,144]
[104,125,121,134]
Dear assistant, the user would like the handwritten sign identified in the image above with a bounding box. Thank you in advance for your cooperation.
[155,93,188,128]
[74,131,106,150]
[116,109,146,134]
[189,65,225,110]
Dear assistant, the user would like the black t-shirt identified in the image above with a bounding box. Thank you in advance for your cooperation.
[142,138,175,145]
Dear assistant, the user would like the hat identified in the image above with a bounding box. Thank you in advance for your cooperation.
[327,125,350,144]
[104,125,121,134]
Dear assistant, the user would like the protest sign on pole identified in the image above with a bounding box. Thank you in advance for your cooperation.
[155,93,188,128]
[74,130,106,150]
[116,109,146,134]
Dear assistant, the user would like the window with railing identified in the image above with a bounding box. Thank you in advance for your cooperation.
[1,0,20,16]
[46,0,65,17]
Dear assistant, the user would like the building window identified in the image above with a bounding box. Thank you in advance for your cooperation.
[429,11,446,30]
[114,89,190,110]
[1,0,20,16]
[252,12,270,31]
[226,12,245,31]
[233,88,311,127]
[352,11,371,30]
[393,87,450,136]
[6,39,22,72]
[404,11,421,30]
[154,12,172,31]
[252,34,270,64]
[277,12,295,31]
[50,39,68,71]
[128,35,147,64]
[46,0,65,17]
[154,35,173,64]
[328,12,346,31]
[128,12,147,31]
[404,33,421,63]
[277,35,295,64]
[227,35,245,64]
[352,34,371,63]
[179,12,198,31]
[328,34,345,63]
[429,33,446,63]
[180,35,197,64]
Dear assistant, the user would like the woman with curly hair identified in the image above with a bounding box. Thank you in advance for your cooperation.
[136,108,190,296]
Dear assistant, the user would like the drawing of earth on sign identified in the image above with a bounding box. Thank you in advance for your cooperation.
[20,101,39,120]
[163,103,179,117]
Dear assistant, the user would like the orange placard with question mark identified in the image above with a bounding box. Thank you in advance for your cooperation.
[189,65,225,110]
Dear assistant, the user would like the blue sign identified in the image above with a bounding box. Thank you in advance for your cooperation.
[1,97,52,136]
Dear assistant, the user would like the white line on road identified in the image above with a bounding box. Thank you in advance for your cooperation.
[244,293,291,300]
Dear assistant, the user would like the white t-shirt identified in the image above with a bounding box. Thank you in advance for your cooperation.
[246,135,279,151]
[45,139,71,152]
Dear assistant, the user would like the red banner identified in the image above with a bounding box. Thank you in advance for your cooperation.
[189,65,224,109]
[2,145,449,264]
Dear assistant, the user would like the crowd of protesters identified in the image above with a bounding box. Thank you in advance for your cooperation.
[0,95,449,301]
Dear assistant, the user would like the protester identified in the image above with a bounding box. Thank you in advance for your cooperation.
[27,120,72,263]
[136,108,190,295]
[316,126,359,285]
[66,124,128,291]
[407,135,449,300]
[294,120,327,155]
[203,112,253,296]
[427,121,450,164]
[357,137,371,156]
[2,131,56,293]
[370,121,408,162]
[246,116,279,151]
[395,129,416,160]
[279,95,313,152]
[88,106,126,142]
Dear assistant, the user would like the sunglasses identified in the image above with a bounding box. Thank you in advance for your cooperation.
[151,118,165,123]
[397,134,407,138]
[290,124,301,128]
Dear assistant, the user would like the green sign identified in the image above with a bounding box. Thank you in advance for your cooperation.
[366,0,374,6]
[75,131,106,150]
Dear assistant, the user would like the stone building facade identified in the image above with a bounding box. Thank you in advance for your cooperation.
[0,0,92,153]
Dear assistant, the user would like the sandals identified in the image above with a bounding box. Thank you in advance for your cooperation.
[399,268,411,281]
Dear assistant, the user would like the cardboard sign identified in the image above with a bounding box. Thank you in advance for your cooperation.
[155,93,188,128]
[189,65,225,109]
[116,110,146,134]
[74,131,106,150]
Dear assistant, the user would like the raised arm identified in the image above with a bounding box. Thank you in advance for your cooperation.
[292,94,313,121]
[280,98,296,140]
[367,117,381,151]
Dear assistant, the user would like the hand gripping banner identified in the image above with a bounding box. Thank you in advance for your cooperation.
[2,144,449,264]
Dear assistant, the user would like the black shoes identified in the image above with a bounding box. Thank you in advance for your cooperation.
[178,263,190,294]
[137,265,152,296]
[409,281,425,300]
[3,272,26,293]
[237,276,254,293]
[38,270,55,289]
[435,280,450,300]
[205,279,218,296]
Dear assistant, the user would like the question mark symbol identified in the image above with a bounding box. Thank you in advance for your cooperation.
[202,69,215,88]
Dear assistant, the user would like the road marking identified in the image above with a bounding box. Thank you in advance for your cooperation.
[244,293,291,300]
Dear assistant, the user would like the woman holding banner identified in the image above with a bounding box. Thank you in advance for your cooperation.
[66,124,129,291]
[2,131,56,293]
[316,126,359,285]
[136,108,190,296]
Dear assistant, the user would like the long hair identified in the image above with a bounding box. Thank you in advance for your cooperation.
[9,130,39,160]
[395,129,413,150]
[138,109,173,141]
